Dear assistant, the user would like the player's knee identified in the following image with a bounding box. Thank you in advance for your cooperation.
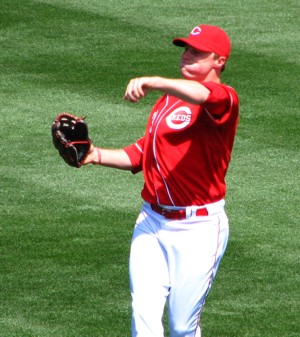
[169,321,200,337]
[170,325,191,337]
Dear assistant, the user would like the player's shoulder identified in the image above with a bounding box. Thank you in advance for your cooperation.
[222,84,239,104]
[202,81,237,101]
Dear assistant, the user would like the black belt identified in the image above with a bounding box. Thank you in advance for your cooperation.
[151,204,208,219]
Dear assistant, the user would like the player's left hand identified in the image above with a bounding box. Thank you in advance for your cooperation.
[82,144,101,165]
[51,113,92,168]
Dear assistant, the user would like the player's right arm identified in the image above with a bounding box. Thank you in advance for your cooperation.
[124,76,211,105]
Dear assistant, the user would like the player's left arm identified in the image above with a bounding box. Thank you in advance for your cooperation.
[124,77,210,105]
[83,144,133,170]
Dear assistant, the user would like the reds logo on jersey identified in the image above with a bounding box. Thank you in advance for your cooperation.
[166,107,192,130]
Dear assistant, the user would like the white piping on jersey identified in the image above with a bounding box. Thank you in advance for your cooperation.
[152,95,181,206]
[134,142,143,154]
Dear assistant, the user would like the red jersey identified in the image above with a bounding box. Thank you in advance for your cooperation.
[124,81,239,207]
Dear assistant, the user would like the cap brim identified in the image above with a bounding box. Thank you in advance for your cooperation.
[173,38,186,47]
[173,38,211,52]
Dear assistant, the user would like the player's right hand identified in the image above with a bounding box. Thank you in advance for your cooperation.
[123,77,155,103]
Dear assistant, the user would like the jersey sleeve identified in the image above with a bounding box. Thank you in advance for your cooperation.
[201,82,233,124]
[123,137,144,174]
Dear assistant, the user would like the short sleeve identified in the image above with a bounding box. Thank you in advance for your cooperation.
[201,82,237,124]
[123,137,144,174]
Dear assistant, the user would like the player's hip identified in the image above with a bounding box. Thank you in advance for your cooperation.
[135,199,228,231]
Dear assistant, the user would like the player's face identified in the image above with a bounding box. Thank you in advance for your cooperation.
[180,46,221,80]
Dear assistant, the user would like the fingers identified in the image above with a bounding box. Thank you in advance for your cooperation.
[123,78,143,102]
[123,77,150,103]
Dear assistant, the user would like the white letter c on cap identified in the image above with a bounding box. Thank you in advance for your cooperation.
[191,27,201,35]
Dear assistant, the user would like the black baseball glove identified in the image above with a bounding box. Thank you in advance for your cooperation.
[51,113,91,168]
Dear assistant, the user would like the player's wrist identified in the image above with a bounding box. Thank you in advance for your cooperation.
[92,147,102,165]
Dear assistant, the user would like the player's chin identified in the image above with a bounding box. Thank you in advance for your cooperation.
[180,67,194,80]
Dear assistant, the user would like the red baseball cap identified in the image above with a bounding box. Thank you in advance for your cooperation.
[173,24,231,59]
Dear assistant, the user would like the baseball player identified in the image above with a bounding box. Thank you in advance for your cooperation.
[84,24,239,337]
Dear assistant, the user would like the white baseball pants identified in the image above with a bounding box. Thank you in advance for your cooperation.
[129,201,229,337]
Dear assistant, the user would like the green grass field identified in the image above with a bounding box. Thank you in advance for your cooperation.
[1,0,299,336]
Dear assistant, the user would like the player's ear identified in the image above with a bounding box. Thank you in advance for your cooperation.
[214,54,226,70]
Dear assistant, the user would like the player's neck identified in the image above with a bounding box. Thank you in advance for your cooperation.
[202,69,221,83]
